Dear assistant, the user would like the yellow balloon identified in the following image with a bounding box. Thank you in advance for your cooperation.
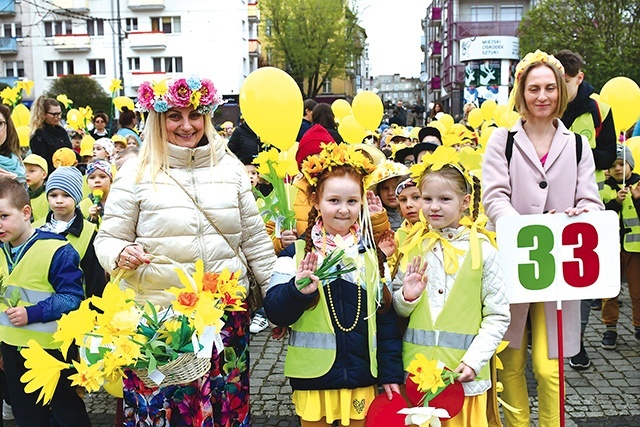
[331,99,352,121]
[16,125,30,147]
[11,104,31,127]
[600,77,640,134]
[480,99,497,122]
[103,379,123,398]
[428,121,446,136]
[338,115,367,144]
[351,91,383,131]
[503,111,520,129]
[467,108,484,129]
[438,113,454,131]
[626,137,640,174]
[239,67,303,151]
[492,105,509,126]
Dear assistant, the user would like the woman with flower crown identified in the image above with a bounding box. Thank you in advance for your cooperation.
[482,51,603,427]
[263,143,403,427]
[94,76,276,426]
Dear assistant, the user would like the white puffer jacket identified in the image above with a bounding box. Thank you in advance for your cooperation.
[94,138,276,307]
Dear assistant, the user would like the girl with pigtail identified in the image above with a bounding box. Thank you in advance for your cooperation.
[393,157,510,426]
[264,143,404,427]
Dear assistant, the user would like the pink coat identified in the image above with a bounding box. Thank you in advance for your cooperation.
[482,119,604,358]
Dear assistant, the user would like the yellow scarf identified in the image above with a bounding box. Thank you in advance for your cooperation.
[459,213,497,270]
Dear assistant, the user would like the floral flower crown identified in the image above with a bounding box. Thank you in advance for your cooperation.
[409,145,471,192]
[363,159,409,190]
[514,50,564,83]
[301,143,377,187]
[137,76,222,115]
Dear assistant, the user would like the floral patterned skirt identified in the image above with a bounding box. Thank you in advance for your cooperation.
[123,308,251,427]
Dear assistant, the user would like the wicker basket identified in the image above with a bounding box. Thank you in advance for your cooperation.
[133,352,211,388]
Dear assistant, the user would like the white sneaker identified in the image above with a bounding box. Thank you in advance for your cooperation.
[250,314,268,334]
[3,400,14,421]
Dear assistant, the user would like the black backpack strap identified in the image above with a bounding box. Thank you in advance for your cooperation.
[505,131,517,166]
[574,132,583,165]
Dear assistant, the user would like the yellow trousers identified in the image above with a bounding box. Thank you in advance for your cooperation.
[498,303,561,427]
[441,393,488,427]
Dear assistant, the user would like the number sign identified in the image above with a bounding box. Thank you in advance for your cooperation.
[496,211,620,304]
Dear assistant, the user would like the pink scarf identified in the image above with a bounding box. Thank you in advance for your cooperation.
[311,219,361,254]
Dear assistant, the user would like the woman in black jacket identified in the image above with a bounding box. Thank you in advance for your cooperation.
[312,103,344,143]
[29,96,73,173]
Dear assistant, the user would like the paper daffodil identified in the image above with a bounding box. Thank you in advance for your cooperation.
[69,359,105,393]
[16,79,34,96]
[20,340,71,404]
[397,407,450,427]
[53,300,96,358]
[0,86,20,106]
[407,355,446,394]
[56,94,73,108]
[113,96,135,112]
[109,78,123,95]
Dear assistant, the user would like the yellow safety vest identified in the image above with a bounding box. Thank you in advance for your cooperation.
[30,192,50,223]
[284,240,380,379]
[403,244,490,381]
[33,216,96,259]
[569,98,612,195]
[0,239,67,348]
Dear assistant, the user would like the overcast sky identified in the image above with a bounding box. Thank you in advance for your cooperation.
[358,0,427,78]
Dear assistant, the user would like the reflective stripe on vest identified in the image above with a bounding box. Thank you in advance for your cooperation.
[404,329,476,351]
[289,330,336,350]
[0,238,67,348]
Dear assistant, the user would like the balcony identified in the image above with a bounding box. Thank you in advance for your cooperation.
[430,41,442,56]
[128,31,166,51]
[53,34,91,52]
[128,0,165,11]
[452,21,520,40]
[0,37,18,55]
[129,71,166,88]
[248,2,260,23]
[0,0,15,15]
[429,76,441,91]
[50,0,89,13]
[429,7,442,25]
[249,39,261,57]
[443,65,465,90]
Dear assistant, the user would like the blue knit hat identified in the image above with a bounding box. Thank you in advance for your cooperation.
[46,166,84,206]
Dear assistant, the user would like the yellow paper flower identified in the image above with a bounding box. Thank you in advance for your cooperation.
[108,305,143,336]
[110,335,142,365]
[194,293,225,335]
[109,78,123,95]
[90,281,136,316]
[407,354,446,394]
[166,287,200,315]
[301,143,376,186]
[174,259,204,293]
[16,79,34,96]
[69,359,105,393]
[0,86,20,106]
[495,340,510,371]
[190,89,202,109]
[56,94,72,108]
[113,96,135,112]
[53,300,96,358]
[100,351,126,384]
[152,79,168,97]
[20,340,70,405]
[363,160,409,190]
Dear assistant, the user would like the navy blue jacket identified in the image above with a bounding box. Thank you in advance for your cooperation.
[264,244,404,391]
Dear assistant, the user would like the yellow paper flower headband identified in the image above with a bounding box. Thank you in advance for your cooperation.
[301,143,377,187]
[508,50,565,112]
[409,145,471,192]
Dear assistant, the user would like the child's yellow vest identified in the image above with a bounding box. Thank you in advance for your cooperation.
[0,239,67,348]
[403,244,490,382]
[284,241,380,379]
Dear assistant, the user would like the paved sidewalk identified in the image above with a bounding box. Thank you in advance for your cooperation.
[4,286,639,426]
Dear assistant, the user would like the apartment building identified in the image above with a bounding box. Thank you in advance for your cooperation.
[0,0,260,100]
[422,0,534,117]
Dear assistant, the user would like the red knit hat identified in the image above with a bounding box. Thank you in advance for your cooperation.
[296,124,335,169]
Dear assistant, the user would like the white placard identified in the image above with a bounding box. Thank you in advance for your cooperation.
[496,211,620,304]
[460,36,520,62]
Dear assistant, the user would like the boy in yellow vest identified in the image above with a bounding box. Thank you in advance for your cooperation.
[0,177,90,426]
[601,145,640,349]
[36,166,106,298]
[23,154,49,222]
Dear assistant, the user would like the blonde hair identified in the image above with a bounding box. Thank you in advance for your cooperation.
[513,62,568,120]
[135,110,220,183]
[29,96,61,135]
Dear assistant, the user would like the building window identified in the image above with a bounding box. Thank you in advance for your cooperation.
[87,19,104,36]
[44,20,72,37]
[500,5,523,20]
[152,56,183,73]
[2,23,22,38]
[323,80,332,93]
[88,59,106,75]
[4,61,24,77]
[45,60,74,77]
[125,18,138,32]
[470,5,494,22]
[127,57,140,71]
[151,17,181,33]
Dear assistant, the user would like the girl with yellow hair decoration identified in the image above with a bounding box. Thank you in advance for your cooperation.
[264,143,404,427]
[394,148,510,427]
